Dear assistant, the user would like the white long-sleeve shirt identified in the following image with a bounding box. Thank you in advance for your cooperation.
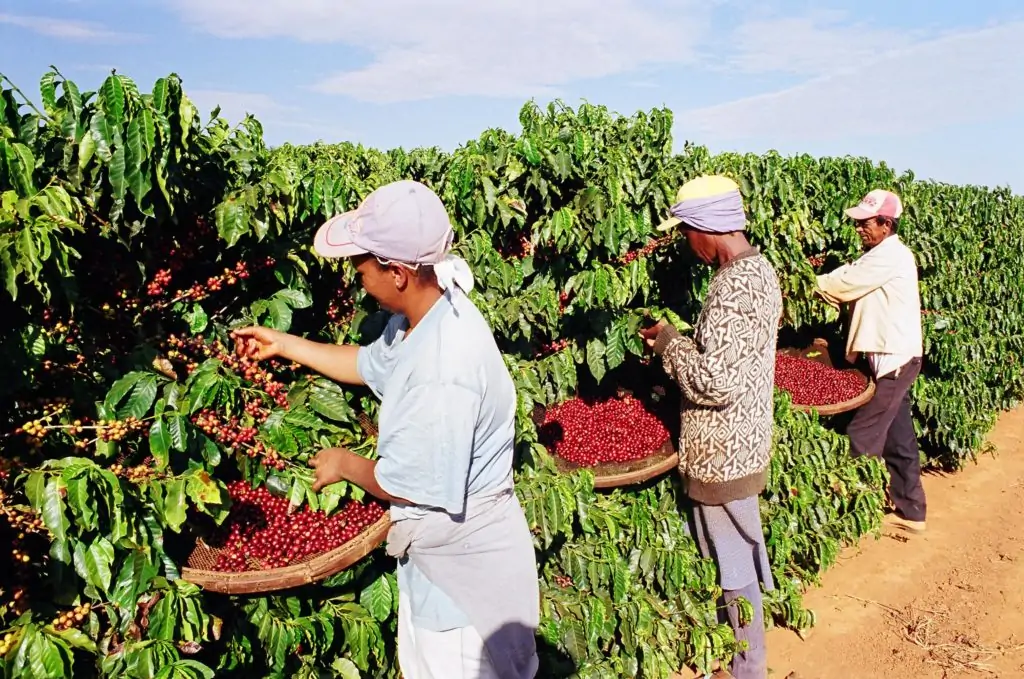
[816,235,923,378]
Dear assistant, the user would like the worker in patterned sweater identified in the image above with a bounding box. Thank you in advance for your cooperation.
[815,189,926,534]
[640,175,782,679]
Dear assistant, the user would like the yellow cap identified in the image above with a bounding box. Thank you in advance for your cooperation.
[656,175,741,232]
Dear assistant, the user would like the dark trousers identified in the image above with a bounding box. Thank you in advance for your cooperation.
[846,357,927,522]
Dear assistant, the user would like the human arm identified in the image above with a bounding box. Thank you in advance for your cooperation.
[309,448,411,504]
[815,251,898,305]
[231,326,363,386]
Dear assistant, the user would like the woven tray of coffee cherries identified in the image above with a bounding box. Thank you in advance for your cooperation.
[775,338,876,417]
[533,384,679,490]
[181,416,390,595]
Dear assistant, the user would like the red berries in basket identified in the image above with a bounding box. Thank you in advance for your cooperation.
[774,353,866,406]
[209,481,385,572]
[540,395,670,467]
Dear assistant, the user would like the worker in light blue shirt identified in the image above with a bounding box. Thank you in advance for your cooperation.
[232,180,539,679]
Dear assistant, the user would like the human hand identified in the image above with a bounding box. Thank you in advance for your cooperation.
[230,326,288,361]
[308,447,351,492]
[639,320,669,350]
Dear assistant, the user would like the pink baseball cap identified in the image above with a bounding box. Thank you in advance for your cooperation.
[845,189,904,221]
[313,180,454,264]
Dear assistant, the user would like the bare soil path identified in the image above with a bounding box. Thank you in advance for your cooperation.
[766,408,1024,679]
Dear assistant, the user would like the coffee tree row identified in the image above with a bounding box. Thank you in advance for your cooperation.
[0,68,1017,677]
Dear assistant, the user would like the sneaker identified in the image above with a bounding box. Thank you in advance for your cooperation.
[884,513,926,534]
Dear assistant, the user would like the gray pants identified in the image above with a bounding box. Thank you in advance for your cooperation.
[690,497,771,679]
[847,357,926,522]
[724,581,767,679]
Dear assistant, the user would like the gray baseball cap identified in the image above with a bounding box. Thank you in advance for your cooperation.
[313,180,454,264]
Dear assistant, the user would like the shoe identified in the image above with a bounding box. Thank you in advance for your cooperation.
[884,513,926,534]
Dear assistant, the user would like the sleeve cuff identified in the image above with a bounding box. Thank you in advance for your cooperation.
[653,324,683,355]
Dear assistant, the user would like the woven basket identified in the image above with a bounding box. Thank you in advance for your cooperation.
[180,512,391,595]
[554,439,679,489]
[778,338,876,417]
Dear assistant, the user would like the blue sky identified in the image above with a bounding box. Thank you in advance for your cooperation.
[3,0,1024,191]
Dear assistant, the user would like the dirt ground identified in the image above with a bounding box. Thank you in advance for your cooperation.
[765,408,1024,679]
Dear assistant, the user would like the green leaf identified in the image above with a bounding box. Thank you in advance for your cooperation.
[111,550,158,609]
[215,198,249,247]
[266,298,293,331]
[309,380,354,422]
[274,287,313,309]
[56,628,96,653]
[168,415,187,452]
[41,478,69,542]
[150,418,171,465]
[162,479,188,532]
[100,75,126,127]
[359,576,394,622]
[331,658,361,679]
[184,304,208,333]
[124,374,160,419]
[105,372,145,411]
[586,339,607,383]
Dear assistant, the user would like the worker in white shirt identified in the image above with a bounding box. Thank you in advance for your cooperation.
[814,189,926,533]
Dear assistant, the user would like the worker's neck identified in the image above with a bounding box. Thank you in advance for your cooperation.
[400,287,444,332]
[716,233,753,267]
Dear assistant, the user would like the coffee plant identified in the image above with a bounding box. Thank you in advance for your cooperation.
[0,66,1020,677]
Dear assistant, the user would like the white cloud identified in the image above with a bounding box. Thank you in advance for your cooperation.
[680,22,1024,141]
[0,13,140,42]
[723,10,926,76]
[171,0,709,102]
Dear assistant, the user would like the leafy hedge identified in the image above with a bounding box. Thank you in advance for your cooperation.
[0,68,1018,678]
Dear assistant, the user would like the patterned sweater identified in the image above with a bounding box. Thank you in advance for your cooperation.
[653,248,782,505]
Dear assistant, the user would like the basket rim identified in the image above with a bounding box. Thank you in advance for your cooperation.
[777,339,876,416]
[554,438,679,489]
[180,511,391,594]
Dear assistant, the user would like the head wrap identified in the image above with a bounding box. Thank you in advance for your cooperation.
[657,175,747,234]
[669,190,746,234]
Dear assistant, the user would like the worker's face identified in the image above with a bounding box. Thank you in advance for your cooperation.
[351,254,410,313]
[683,229,718,265]
[854,217,891,249]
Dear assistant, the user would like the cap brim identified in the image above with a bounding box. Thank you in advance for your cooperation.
[844,206,876,220]
[313,212,369,259]
[655,216,683,232]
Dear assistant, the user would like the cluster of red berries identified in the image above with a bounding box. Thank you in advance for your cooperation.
[172,260,254,303]
[553,574,574,589]
[540,394,670,467]
[146,268,174,296]
[191,410,284,470]
[326,285,355,325]
[209,481,386,571]
[619,235,676,265]
[774,354,867,406]
[806,255,826,268]
[534,339,571,359]
[501,235,534,260]
[558,291,572,314]
[167,334,292,409]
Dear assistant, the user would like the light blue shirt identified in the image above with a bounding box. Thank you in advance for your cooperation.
[356,290,517,631]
